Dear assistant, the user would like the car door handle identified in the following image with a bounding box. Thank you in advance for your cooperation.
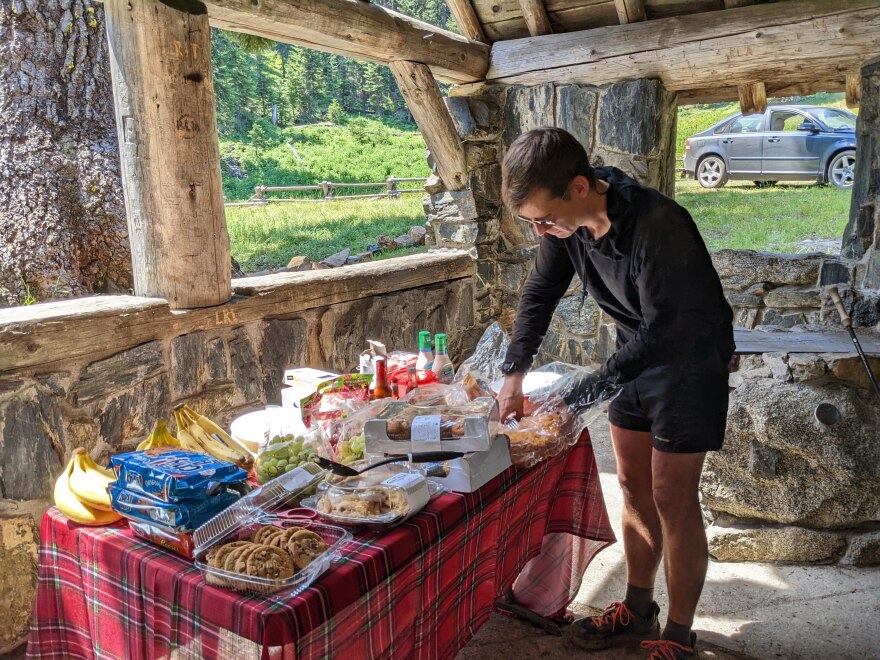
[767,137,781,143]
[721,138,734,144]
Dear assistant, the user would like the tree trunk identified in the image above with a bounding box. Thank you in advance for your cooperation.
[0,0,131,306]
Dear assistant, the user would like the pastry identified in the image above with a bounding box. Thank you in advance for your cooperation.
[251,525,283,544]
[287,529,328,569]
[245,545,295,579]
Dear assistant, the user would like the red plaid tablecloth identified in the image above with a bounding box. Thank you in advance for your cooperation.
[27,431,614,660]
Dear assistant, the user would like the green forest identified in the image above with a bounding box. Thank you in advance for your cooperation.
[210,0,455,137]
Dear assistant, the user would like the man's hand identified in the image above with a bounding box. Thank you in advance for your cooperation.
[498,372,525,422]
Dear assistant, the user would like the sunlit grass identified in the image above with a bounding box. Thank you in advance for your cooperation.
[226,196,427,270]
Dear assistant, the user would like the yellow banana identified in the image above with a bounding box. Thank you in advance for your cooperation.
[137,419,179,451]
[68,450,115,510]
[186,407,250,457]
[176,424,206,455]
[175,408,249,466]
[54,450,121,526]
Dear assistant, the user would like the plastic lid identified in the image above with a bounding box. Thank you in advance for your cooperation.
[434,333,447,352]
[192,461,324,557]
[418,331,432,350]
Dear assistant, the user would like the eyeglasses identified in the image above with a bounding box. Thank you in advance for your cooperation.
[516,215,556,227]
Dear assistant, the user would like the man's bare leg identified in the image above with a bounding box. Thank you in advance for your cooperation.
[611,424,663,590]
[651,450,707,645]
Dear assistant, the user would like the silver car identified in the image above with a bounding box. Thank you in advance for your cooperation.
[683,105,857,189]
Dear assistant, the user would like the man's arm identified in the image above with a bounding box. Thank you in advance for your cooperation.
[503,234,576,374]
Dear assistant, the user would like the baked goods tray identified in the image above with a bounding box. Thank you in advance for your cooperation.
[299,481,443,531]
[194,515,351,597]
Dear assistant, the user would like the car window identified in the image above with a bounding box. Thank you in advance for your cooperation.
[724,115,764,134]
[769,111,808,132]
[810,108,857,130]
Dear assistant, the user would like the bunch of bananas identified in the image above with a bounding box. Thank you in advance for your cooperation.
[54,449,122,526]
[174,405,252,468]
[136,418,180,451]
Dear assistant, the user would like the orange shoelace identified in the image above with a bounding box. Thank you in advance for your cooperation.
[591,601,633,631]
[640,638,695,659]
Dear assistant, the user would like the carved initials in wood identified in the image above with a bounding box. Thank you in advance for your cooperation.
[172,40,201,60]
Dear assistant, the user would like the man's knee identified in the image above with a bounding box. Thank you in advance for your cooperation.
[651,477,699,517]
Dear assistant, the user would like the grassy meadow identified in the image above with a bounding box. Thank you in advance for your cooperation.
[224,93,855,271]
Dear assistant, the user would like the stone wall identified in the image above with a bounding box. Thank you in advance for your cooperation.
[425,79,677,367]
[0,250,476,651]
[703,352,880,565]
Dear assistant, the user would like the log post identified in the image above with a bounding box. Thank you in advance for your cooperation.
[614,0,646,24]
[518,0,553,36]
[846,73,862,108]
[446,0,489,43]
[738,82,767,115]
[103,0,231,309]
[389,61,468,191]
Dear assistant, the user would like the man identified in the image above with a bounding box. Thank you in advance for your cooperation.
[497,127,734,660]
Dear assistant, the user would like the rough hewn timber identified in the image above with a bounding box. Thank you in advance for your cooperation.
[389,62,468,191]
[446,0,489,42]
[203,0,490,84]
[486,1,880,94]
[847,73,862,109]
[518,0,553,35]
[738,82,767,115]
[104,0,232,309]
[614,0,645,23]
[0,251,474,373]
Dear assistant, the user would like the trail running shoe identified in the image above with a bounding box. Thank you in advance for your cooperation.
[567,600,660,650]
[641,633,700,659]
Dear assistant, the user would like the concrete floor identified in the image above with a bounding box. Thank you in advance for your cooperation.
[459,418,880,660]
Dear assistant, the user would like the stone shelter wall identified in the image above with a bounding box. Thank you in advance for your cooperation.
[0,250,476,651]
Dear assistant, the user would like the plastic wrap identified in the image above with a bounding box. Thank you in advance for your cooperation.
[322,398,396,464]
[457,324,622,467]
[300,374,373,429]
[254,429,325,485]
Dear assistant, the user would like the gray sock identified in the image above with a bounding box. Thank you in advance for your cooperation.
[662,618,693,647]
[623,583,655,619]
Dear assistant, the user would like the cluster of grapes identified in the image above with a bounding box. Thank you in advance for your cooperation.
[338,433,365,465]
[255,434,318,484]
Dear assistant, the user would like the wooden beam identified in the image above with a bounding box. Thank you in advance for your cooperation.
[737,81,767,115]
[722,0,756,7]
[846,73,862,108]
[615,0,646,24]
[487,1,880,94]
[678,77,845,106]
[447,0,490,43]
[0,251,474,374]
[203,0,489,84]
[518,0,553,36]
[389,62,468,191]
[103,0,232,310]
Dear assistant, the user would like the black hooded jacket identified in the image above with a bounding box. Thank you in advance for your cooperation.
[504,166,734,382]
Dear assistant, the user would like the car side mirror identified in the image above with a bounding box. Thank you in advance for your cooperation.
[797,122,820,133]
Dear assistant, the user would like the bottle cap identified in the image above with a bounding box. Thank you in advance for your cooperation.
[418,331,432,350]
[434,333,447,352]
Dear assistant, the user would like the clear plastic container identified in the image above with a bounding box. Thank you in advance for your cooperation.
[193,462,352,596]
[299,462,441,530]
[194,515,350,596]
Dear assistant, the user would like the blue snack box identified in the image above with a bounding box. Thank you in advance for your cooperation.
[108,484,240,530]
[110,447,248,502]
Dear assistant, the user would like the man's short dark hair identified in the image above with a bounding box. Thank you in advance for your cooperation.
[501,127,597,213]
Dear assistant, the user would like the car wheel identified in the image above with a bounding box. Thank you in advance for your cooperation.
[753,181,777,188]
[827,151,856,189]
[697,156,728,188]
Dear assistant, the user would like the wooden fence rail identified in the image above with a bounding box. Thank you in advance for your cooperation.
[225,176,428,207]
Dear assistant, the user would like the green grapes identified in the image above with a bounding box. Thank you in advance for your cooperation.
[338,433,366,465]
[256,434,318,484]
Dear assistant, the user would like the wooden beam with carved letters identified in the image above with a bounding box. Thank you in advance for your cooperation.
[203,0,489,84]
[389,61,468,191]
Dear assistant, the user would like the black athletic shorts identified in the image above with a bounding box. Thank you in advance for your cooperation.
[607,348,731,453]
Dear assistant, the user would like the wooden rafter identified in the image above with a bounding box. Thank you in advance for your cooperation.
[482,1,880,100]
[614,0,645,24]
[846,73,861,109]
[389,62,468,191]
[737,82,767,115]
[202,0,489,84]
[446,0,489,43]
[517,0,553,36]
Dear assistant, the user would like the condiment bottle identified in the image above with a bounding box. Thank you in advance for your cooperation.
[416,330,434,370]
[431,333,454,384]
[372,357,392,399]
